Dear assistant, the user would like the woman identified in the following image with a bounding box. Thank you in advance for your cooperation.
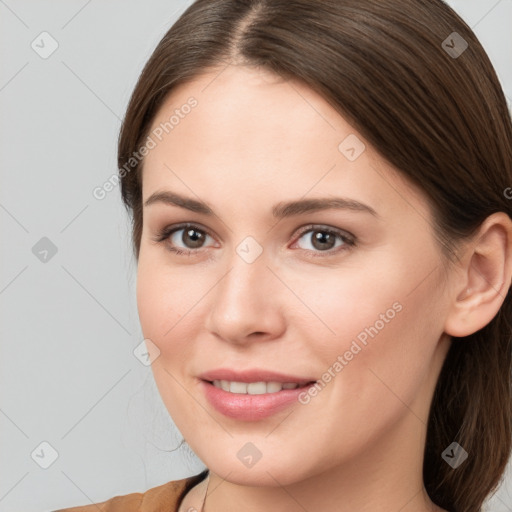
[56,0,512,511]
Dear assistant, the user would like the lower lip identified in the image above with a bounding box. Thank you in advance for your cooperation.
[200,380,316,421]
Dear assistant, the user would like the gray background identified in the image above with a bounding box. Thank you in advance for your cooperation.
[0,1,511,511]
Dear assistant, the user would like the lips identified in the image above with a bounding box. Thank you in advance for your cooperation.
[198,368,318,421]
[198,368,316,386]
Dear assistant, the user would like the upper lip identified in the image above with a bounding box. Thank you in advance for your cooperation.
[198,368,317,386]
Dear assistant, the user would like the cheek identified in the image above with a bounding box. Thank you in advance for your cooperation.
[136,261,204,420]
[311,246,443,356]
[281,264,404,356]
[136,260,198,357]
[136,265,172,342]
[285,277,444,466]
[368,282,446,394]
[329,277,443,421]
[293,255,444,407]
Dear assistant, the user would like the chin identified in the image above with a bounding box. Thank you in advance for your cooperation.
[205,453,310,487]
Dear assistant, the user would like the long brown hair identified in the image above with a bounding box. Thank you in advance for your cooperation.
[117,1,512,510]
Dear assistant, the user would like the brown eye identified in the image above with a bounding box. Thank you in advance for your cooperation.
[310,231,337,250]
[294,226,355,254]
[154,223,217,255]
[179,227,207,248]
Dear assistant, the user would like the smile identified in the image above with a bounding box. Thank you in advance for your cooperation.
[210,380,305,394]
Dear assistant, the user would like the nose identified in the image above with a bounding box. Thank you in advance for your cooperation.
[204,248,287,345]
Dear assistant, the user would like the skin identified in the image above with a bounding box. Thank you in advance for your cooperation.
[136,63,512,512]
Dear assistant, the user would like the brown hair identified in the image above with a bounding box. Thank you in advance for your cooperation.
[117,1,512,510]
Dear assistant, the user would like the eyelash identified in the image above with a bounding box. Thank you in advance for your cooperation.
[152,222,357,258]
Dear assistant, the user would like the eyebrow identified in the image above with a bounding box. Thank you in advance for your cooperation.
[143,190,379,219]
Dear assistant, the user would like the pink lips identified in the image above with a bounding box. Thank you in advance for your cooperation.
[198,368,316,386]
[198,368,317,421]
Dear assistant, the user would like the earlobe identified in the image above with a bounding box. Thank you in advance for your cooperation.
[444,212,512,338]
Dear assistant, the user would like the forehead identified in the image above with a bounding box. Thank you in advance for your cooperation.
[141,64,431,224]
[148,64,346,156]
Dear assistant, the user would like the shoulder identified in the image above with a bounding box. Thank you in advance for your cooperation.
[53,470,209,512]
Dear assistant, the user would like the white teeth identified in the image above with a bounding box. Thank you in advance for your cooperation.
[246,382,267,394]
[266,381,283,393]
[211,380,300,394]
[229,381,248,393]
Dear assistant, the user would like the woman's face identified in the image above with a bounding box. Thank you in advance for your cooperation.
[136,64,454,486]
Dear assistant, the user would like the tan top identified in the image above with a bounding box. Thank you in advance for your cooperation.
[53,470,209,512]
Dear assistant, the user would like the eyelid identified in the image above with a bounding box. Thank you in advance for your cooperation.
[154,222,219,247]
[291,223,355,244]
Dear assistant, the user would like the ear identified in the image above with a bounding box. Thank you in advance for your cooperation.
[444,212,512,338]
